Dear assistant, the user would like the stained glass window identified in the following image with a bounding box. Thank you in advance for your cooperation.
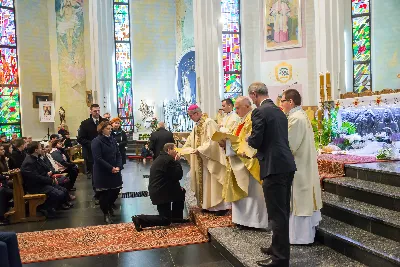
[351,0,371,93]
[113,0,134,132]
[0,0,21,139]
[221,0,242,99]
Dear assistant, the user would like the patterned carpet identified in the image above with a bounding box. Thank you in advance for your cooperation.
[17,222,208,264]
[189,207,234,236]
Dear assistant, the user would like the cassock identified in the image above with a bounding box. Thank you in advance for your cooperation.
[220,111,240,133]
[223,111,268,228]
[182,113,230,210]
[287,106,323,244]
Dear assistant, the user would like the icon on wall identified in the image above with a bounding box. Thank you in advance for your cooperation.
[275,62,293,84]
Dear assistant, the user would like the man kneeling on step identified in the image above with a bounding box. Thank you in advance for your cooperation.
[132,143,189,231]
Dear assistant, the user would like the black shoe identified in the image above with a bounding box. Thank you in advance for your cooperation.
[214,210,228,216]
[256,257,274,267]
[61,204,71,210]
[104,214,113,224]
[131,216,143,232]
[170,218,191,224]
[260,247,272,255]
[69,187,77,191]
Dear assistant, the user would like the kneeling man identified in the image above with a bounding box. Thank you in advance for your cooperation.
[132,143,188,231]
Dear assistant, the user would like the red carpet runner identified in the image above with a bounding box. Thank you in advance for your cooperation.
[17,210,233,264]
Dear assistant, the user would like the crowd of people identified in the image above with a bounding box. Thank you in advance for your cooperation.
[1,84,321,267]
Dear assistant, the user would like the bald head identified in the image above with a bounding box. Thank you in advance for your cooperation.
[235,96,253,118]
[158,122,165,128]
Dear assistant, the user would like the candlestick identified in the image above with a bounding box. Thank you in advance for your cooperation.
[317,108,323,130]
[319,73,325,102]
[326,71,331,101]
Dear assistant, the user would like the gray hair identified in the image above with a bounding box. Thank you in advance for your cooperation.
[236,96,252,107]
[188,107,202,114]
[248,82,269,96]
[163,143,175,152]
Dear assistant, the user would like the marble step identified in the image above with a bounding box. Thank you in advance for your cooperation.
[345,162,400,187]
[208,226,365,267]
[316,215,400,267]
[323,177,400,211]
[322,192,400,242]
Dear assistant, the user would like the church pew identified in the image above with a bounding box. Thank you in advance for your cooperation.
[4,170,46,223]
[67,145,85,173]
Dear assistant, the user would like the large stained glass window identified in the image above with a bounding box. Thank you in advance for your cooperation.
[0,0,21,139]
[352,0,371,93]
[113,0,134,132]
[221,0,242,99]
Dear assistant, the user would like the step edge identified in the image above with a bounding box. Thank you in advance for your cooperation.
[324,178,400,199]
[322,200,400,229]
[317,226,400,264]
[345,165,400,177]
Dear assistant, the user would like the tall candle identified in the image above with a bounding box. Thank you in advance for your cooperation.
[317,108,323,130]
[326,71,331,100]
[319,73,325,101]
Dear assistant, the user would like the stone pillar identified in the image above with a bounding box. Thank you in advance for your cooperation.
[193,0,222,117]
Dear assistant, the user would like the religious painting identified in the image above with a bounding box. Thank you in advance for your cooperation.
[39,101,55,122]
[274,62,293,83]
[32,92,52,109]
[264,0,302,51]
[85,91,93,107]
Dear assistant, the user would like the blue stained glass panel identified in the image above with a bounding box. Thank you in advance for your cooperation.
[221,0,240,32]
[0,8,16,46]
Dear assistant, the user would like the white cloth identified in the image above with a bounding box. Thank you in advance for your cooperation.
[289,211,322,244]
[203,165,231,211]
[232,176,268,228]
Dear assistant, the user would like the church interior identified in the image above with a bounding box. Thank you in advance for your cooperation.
[1,0,400,266]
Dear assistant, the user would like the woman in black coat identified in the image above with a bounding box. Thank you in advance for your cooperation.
[110,117,128,166]
[91,121,123,224]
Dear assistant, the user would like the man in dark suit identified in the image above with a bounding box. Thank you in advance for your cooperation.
[149,122,175,159]
[247,82,296,267]
[77,104,106,201]
[8,138,26,170]
[132,143,188,231]
[20,142,68,218]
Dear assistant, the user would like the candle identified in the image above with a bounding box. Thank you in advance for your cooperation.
[326,71,331,100]
[319,73,325,101]
[317,108,323,130]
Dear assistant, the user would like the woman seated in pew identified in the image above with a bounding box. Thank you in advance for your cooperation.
[0,174,13,225]
[141,143,153,164]
[50,140,78,191]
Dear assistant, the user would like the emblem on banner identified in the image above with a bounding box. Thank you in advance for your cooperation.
[275,62,292,84]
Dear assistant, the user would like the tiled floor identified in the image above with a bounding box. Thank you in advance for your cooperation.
[1,161,232,267]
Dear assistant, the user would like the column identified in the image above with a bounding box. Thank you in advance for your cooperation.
[193,0,222,116]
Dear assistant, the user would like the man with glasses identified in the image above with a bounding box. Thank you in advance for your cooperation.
[280,89,322,245]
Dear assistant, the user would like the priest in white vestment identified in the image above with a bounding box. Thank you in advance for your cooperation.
[280,89,323,244]
[220,98,240,133]
[221,96,268,229]
[181,105,230,215]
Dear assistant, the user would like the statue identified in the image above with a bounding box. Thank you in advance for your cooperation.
[59,107,66,124]
[378,108,399,134]
[356,109,376,136]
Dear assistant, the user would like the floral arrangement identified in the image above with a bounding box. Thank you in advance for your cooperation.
[150,117,158,132]
[375,132,389,143]
[134,123,142,132]
[331,134,362,150]
[376,143,394,160]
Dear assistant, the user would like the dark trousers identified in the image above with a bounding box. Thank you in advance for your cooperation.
[97,188,120,215]
[0,187,13,219]
[262,172,294,267]
[39,186,66,211]
[137,200,185,228]
[66,166,78,189]
[0,232,22,267]
[85,159,98,198]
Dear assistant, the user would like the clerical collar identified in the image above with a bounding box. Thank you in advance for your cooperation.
[289,106,302,115]
[225,111,234,116]
[239,110,252,124]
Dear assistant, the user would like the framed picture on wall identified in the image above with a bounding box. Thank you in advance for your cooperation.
[264,0,303,51]
[86,91,93,107]
[32,92,53,109]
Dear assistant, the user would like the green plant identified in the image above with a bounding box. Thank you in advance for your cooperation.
[340,121,356,135]
[150,117,158,132]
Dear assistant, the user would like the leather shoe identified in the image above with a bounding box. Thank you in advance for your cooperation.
[131,216,143,232]
[104,214,113,224]
[256,258,274,266]
[260,246,272,255]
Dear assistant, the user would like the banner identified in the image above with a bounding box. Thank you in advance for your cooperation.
[39,101,55,122]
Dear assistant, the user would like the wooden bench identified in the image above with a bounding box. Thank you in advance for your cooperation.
[4,171,46,223]
[67,145,85,173]
[128,155,153,163]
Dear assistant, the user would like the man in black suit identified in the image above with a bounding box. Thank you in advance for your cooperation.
[132,143,188,231]
[247,82,296,267]
[77,104,106,201]
[149,122,175,159]
[8,138,26,170]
